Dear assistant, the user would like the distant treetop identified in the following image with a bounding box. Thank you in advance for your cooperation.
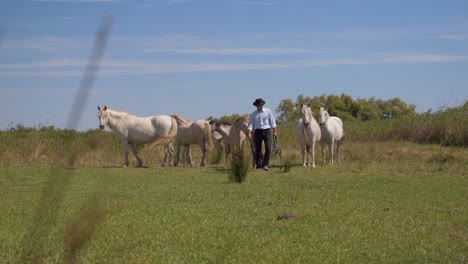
[276,93,417,122]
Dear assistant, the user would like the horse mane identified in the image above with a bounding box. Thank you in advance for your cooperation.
[232,116,249,134]
[209,119,232,126]
[304,105,313,115]
[233,116,246,125]
[108,108,135,116]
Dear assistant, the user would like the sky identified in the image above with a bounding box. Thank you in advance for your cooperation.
[1,0,467,131]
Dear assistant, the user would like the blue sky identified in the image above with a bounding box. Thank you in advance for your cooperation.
[1,0,467,131]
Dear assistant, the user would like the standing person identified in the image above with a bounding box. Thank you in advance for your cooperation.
[247,98,277,171]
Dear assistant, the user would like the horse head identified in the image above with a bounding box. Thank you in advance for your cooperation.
[97,106,108,129]
[300,104,312,126]
[233,116,249,130]
[318,107,329,127]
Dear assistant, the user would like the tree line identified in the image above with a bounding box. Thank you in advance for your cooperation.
[276,94,417,123]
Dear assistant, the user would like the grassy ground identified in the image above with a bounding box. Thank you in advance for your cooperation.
[0,142,466,263]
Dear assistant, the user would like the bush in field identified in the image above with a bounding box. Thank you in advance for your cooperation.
[345,101,467,147]
[282,156,293,173]
[276,93,416,122]
[0,126,122,167]
[228,149,249,183]
[210,148,223,165]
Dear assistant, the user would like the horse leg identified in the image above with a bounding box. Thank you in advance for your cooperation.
[311,140,316,168]
[174,144,181,167]
[187,146,193,167]
[162,144,167,167]
[336,141,341,164]
[129,143,143,167]
[162,143,169,167]
[162,142,174,167]
[329,140,334,165]
[200,144,206,167]
[301,144,307,167]
[321,141,325,165]
[122,141,130,168]
[214,139,223,158]
[225,144,230,164]
[168,142,174,166]
[180,146,187,164]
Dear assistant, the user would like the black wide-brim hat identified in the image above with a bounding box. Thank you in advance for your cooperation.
[253,98,266,106]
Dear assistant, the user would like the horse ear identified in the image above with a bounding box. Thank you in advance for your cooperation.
[104,106,107,110]
[98,106,100,110]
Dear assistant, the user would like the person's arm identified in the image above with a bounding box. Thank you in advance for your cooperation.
[247,113,254,139]
[269,109,277,136]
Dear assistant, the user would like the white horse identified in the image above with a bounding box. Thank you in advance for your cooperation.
[97,106,177,168]
[209,120,233,163]
[230,116,256,168]
[318,107,344,165]
[210,117,256,167]
[171,113,213,167]
[295,104,321,167]
[230,116,250,151]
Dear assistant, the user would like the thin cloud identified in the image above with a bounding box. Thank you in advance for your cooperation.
[233,1,280,5]
[334,26,468,41]
[138,0,192,8]
[0,59,85,69]
[1,53,467,77]
[2,36,89,51]
[143,48,312,55]
[59,16,80,20]
[33,0,119,2]
[4,19,38,29]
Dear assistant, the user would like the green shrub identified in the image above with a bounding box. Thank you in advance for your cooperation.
[228,149,249,183]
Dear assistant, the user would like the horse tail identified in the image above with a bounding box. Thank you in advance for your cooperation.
[341,131,346,141]
[168,117,178,138]
[150,117,178,146]
[204,122,214,149]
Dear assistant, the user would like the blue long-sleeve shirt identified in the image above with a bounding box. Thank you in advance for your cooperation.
[248,107,277,131]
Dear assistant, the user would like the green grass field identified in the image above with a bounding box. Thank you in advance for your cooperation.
[0,141,466,263]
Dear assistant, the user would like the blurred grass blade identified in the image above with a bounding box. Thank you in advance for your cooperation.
[67,14,113,130]
[20,15,112,262]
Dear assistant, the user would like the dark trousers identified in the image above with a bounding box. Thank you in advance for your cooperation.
[254,128,271,168]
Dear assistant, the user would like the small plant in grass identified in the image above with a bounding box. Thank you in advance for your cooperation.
[282,155,294,173]
[228,148,249,183]
[429,151,457,164]
[210,149,223,165]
